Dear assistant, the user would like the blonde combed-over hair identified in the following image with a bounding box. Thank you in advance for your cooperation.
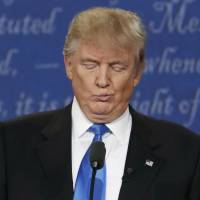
[63,7,146,66]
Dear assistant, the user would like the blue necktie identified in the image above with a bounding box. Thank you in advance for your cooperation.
[73,124,110,200]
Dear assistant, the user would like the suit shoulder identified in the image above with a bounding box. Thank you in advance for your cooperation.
[2,108,67,136]
[131,108,200,147]
[4,109,61,126]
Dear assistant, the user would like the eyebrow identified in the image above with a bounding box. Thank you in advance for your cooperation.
[109,60,129,67]
[80,58,129,67]
[80,58,99,63]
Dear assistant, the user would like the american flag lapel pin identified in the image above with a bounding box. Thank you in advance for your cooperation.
[145,159,154,167]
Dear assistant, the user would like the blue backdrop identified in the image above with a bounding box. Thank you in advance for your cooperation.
[0,0,200,134]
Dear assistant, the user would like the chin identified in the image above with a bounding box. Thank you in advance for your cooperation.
[92,109,110,116]
[91,103,112,114]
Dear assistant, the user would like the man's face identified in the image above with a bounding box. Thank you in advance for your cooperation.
[64,41,142,123]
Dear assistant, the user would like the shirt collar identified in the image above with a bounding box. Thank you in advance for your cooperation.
[71,97,93,140]
[106,107,132,145]
[71,97,132,144]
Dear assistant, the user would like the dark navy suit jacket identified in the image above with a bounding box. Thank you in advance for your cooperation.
[0,104,200,200]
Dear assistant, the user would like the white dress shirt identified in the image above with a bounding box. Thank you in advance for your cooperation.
[71,97,132,200]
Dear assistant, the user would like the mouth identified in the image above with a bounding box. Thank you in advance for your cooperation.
[94,94,113,102]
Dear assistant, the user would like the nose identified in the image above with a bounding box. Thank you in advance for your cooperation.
[96,65,110,88]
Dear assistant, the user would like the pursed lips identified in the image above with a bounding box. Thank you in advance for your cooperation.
[94,94,114,101]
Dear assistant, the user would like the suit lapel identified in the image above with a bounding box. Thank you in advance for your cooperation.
[35,105,73,200]
[119,108,163,200]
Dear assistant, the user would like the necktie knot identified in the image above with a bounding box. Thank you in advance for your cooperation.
[88,124,110,141]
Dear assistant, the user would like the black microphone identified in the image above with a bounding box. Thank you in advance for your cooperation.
[90,141,106,169]
[89,141,106,200]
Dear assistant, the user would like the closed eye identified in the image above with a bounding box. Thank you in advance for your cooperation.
[110,63,128,72]
[81,60,99,70]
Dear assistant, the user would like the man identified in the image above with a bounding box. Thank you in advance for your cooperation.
[1,7,200,200]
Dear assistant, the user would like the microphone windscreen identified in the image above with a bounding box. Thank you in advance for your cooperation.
[90,141,106,170]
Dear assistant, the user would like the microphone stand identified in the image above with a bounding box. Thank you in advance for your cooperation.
[89,167,97,200]
[89,142,105,200]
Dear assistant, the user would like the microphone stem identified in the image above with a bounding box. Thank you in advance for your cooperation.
[89,168,97,200]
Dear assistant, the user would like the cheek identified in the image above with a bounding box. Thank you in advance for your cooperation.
[72,71,94,94]
[113,81,134,103]
[115,77,135,94]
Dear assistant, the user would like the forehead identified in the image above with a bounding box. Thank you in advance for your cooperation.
[74,40,135,62]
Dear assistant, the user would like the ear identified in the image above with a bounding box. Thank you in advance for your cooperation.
[64,56,73,80]
[132,49,145,86]
[132,60,144,87]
